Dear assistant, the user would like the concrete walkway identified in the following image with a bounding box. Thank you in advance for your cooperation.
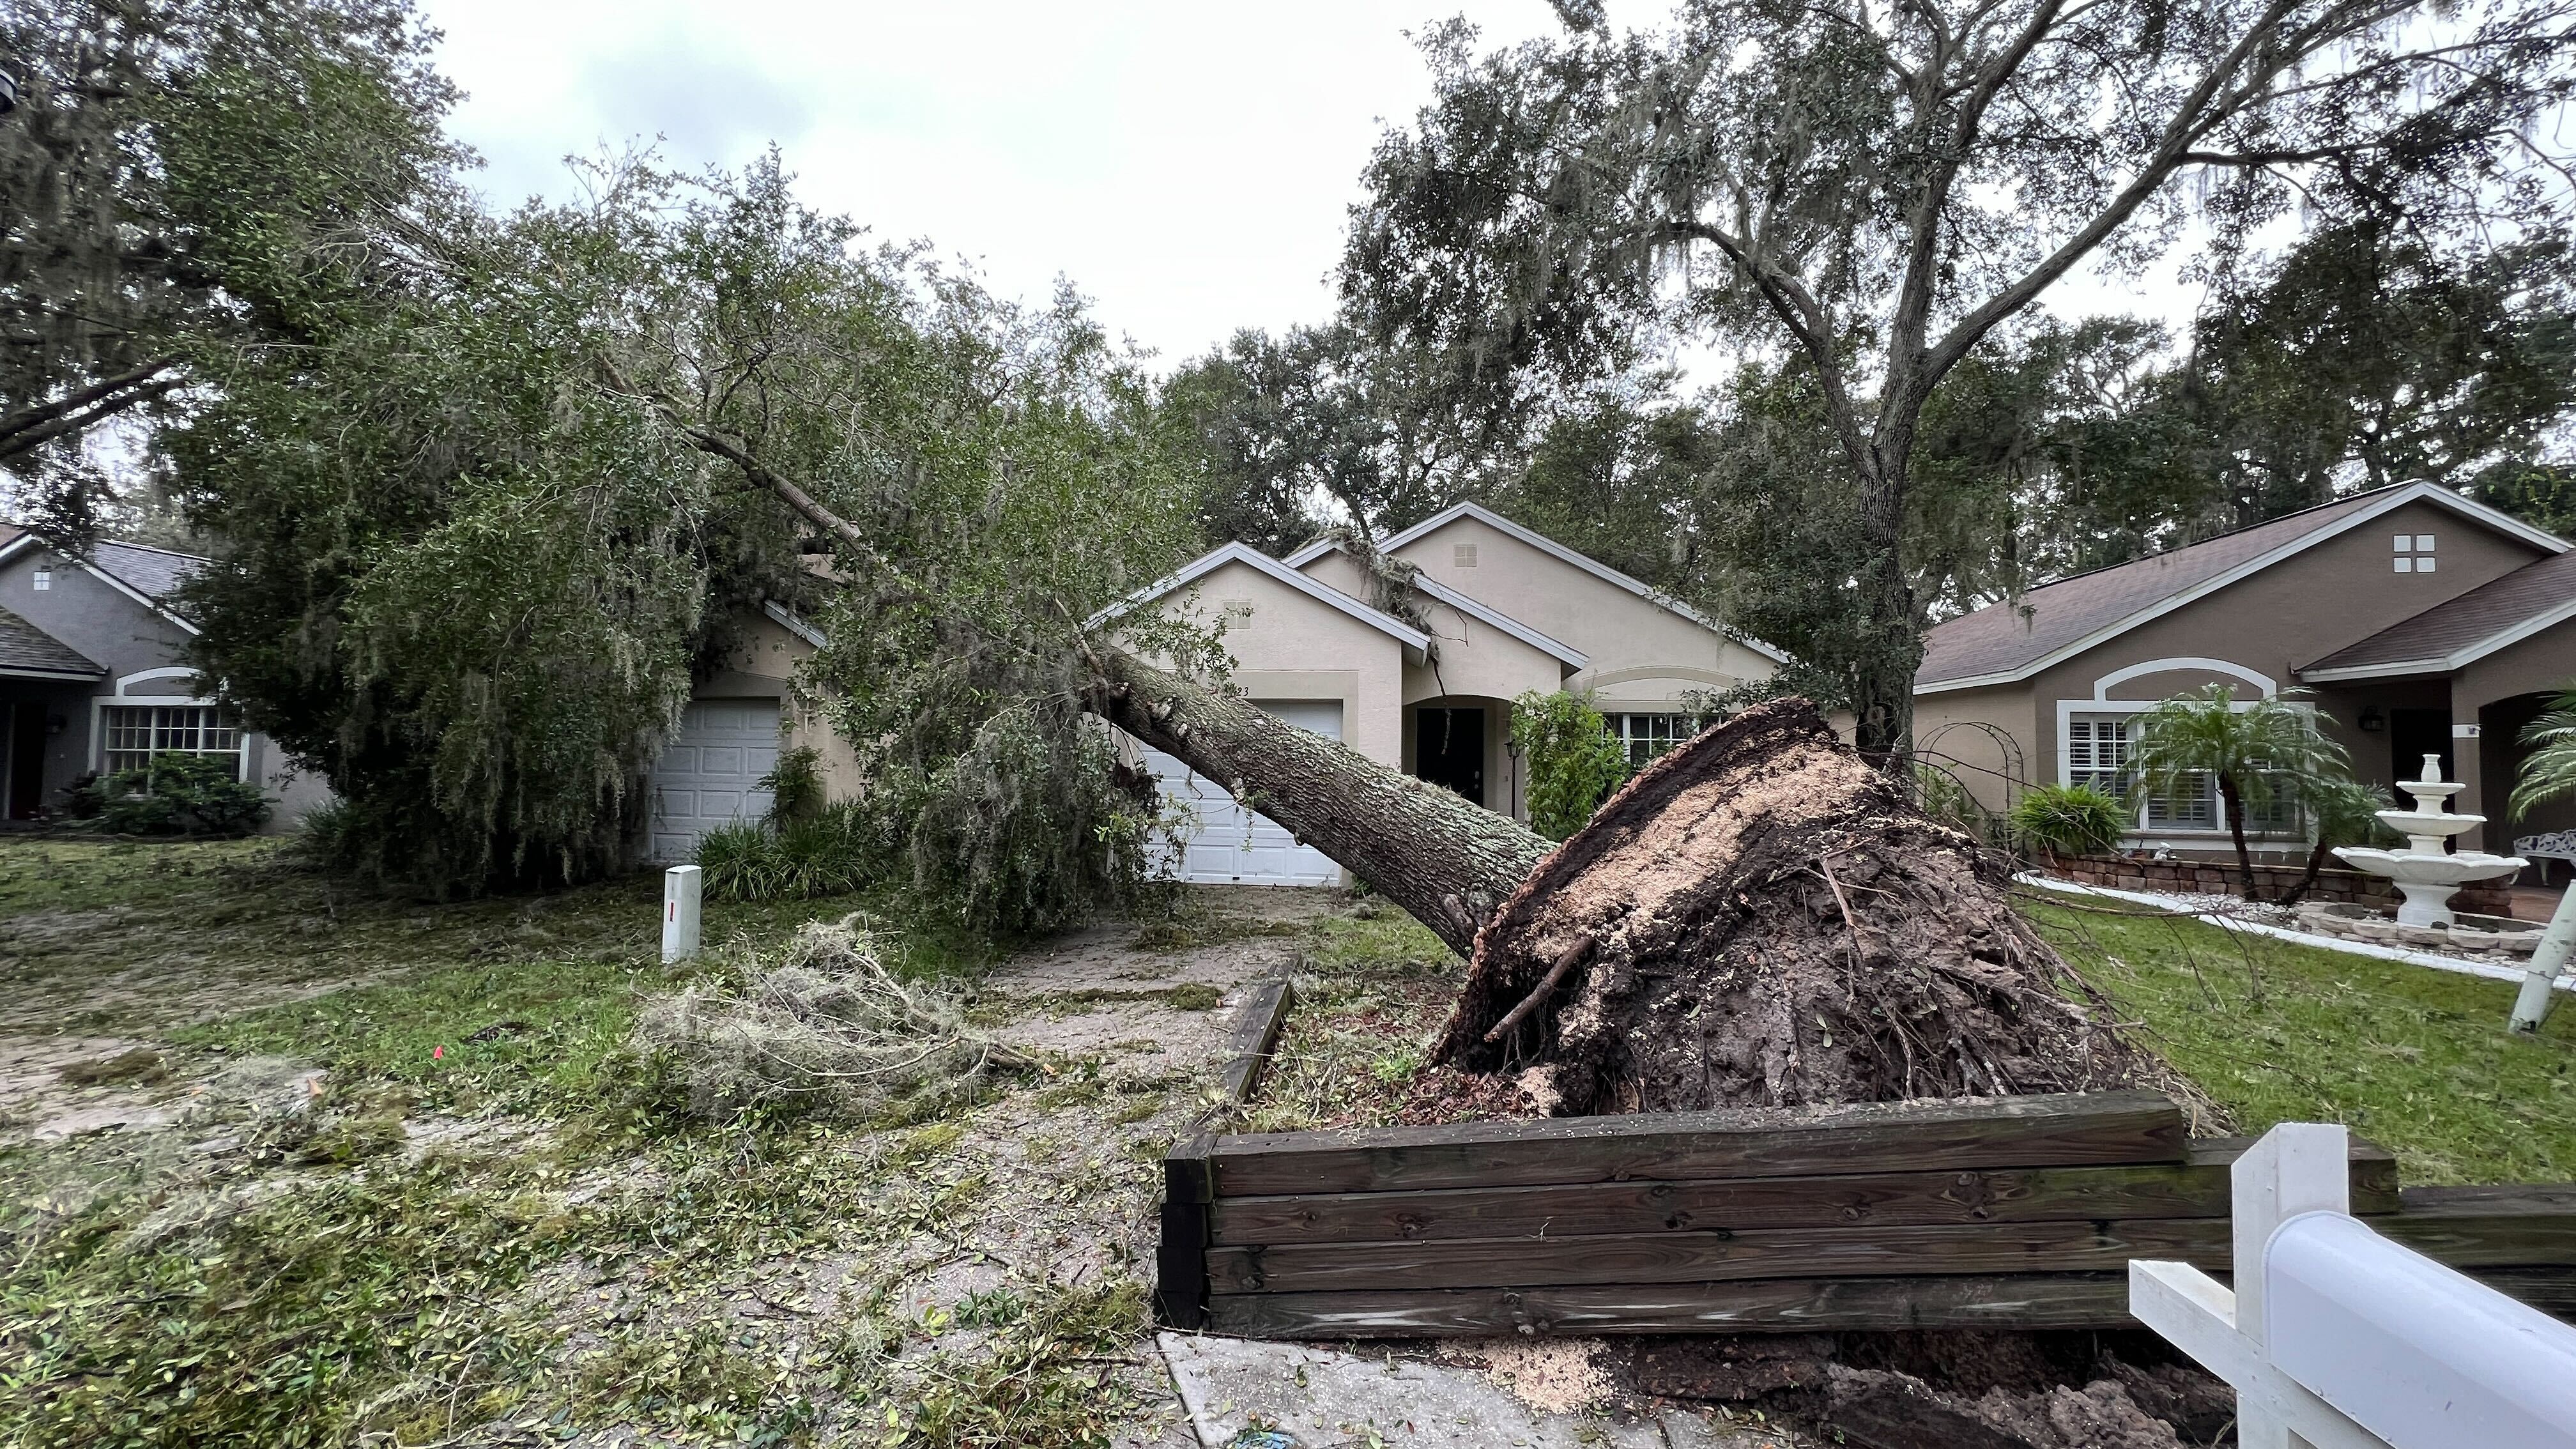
[1156,1333,1809,1449]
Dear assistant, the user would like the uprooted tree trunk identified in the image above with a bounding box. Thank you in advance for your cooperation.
[1085,648,1547,956]
[1094,659,2156,1116]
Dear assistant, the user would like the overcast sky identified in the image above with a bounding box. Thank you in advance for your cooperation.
[422,1,2195,371]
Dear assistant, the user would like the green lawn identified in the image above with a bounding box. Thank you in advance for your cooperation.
[2028,895,2576,1185]
[0,838,1153,1449]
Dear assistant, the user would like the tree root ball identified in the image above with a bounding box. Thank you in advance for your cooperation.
[1432,697,2165,1115]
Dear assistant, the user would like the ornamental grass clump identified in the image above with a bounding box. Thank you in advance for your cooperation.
[627,916,1036,1124]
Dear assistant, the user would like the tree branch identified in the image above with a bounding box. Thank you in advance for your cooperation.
[0,358,184,461]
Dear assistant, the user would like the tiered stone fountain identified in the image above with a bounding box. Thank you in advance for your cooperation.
[2334,754,2527,928]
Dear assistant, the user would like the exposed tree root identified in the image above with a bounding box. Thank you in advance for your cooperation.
[1433,698,2173,1116]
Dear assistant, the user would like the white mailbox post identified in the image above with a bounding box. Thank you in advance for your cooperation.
[2130,1121,2576,1449]
[661,864,702,965]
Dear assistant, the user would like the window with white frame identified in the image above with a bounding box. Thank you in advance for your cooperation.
[1613,712,1691,766]
[2393,532,2437,573]
[31,567,50,591]
[2070,710,2299,833]
[102,705,242,776]
[2067,714,2133,797]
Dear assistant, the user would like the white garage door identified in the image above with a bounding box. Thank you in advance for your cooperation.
[1145,700,1343,887]
[648,699,782,861]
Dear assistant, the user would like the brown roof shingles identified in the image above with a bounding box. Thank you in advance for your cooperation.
[2300,548,2576,676]
[0,606,105,678]
[1917,493,2388,687]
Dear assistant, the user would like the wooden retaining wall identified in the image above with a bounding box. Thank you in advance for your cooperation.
[1155,1092,2576,1337]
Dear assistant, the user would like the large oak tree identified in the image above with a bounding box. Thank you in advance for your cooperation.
[1342,0,2576,755]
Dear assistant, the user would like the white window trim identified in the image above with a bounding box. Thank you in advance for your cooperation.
[90,695,251,781]
[2057,663,2307,838]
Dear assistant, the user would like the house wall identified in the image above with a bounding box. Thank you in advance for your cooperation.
[1370,516,1780,708]
[1911,683,2042,816]
[0,546,330,828]
[2454,620,2576,850]
[695,608,865,799]
[1919,498,2554,858]
[1138,558,1407,769]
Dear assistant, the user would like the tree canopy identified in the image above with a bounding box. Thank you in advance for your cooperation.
[1,0,460,535]
[1342,0,2576,752]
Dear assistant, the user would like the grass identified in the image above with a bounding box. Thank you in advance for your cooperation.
[2028,896,2576,1184]
[0,836,1170,1449]
[1241,910,1464,1132]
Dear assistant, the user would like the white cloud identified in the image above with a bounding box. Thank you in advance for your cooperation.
[424,1,1569,364]
[421,1,2207,374]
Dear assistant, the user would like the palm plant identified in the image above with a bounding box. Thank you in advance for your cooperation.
[2510,686,2576,818]
[2281,775,2399,907]
[2128,685,2353,900]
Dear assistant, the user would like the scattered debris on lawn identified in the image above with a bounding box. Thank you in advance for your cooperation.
[628,914,1042,1123]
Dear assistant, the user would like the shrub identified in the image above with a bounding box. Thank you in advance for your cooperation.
[70,752,271,836]
[695,804,872,902]
[1913,761,1998,845]
[2009,784,2130,860]
[758,745,827,824]
[1510,689,1631,841]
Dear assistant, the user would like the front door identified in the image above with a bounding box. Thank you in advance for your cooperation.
[1417,707,1485,806]
[6,701,46,820]
[2389,709,2455,788]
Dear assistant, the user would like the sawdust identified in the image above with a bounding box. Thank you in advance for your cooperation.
[1450,1337,1617,1414]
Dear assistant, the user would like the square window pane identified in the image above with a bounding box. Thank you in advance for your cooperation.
[2416,534,2436,551]
[2393,533,2412,551]
[2394,557,2413,572]
[2418,556,2436,574]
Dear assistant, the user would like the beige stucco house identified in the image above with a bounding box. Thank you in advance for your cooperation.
[1914,481,2576,862]
[1096,503,1787,885]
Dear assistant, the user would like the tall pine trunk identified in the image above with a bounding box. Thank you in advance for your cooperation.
[1085,649,1547,956]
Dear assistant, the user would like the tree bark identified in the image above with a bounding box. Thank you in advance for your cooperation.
[2220,773,2257,901]
[1084,648,1547,957]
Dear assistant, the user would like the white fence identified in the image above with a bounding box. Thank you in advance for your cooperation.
[2130,1122,2576,1448]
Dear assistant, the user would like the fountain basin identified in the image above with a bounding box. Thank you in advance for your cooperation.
[2331,847,2526,927]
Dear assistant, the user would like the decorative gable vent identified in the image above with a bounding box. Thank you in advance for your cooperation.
[1453,543,1478,568]
[2393,533,2437,573]
[1221,598,1254,620]
[31,567,50,591]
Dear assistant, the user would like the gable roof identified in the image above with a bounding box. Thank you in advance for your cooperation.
[0,532,208,636]
[2300,548,2576,681]
[0,606,106,681]
[1916,482,2567,693]
[1288,536,1590,670]
[1285,502,1793,664]
[1085,542,1434,658]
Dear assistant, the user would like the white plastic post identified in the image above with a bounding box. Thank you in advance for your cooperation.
[2232,1123,2352,1449]
[2510,884,2575,1034]
[662,864,702,964]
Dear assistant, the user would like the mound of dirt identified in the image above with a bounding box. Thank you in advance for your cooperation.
[1433,698,2166,1116]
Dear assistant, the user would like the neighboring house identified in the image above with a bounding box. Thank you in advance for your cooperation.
[0,524,847,857]
[643,600,861,861]
[1915,481,2576,859]
[0,532,329,827]
[1096,502,1788,885]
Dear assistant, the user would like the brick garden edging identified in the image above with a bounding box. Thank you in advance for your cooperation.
[2042,854,2513,917]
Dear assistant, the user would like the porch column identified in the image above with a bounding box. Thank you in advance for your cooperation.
[2452,681,2487,853]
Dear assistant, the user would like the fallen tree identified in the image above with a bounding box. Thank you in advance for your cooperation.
[691,427,2155,1117]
